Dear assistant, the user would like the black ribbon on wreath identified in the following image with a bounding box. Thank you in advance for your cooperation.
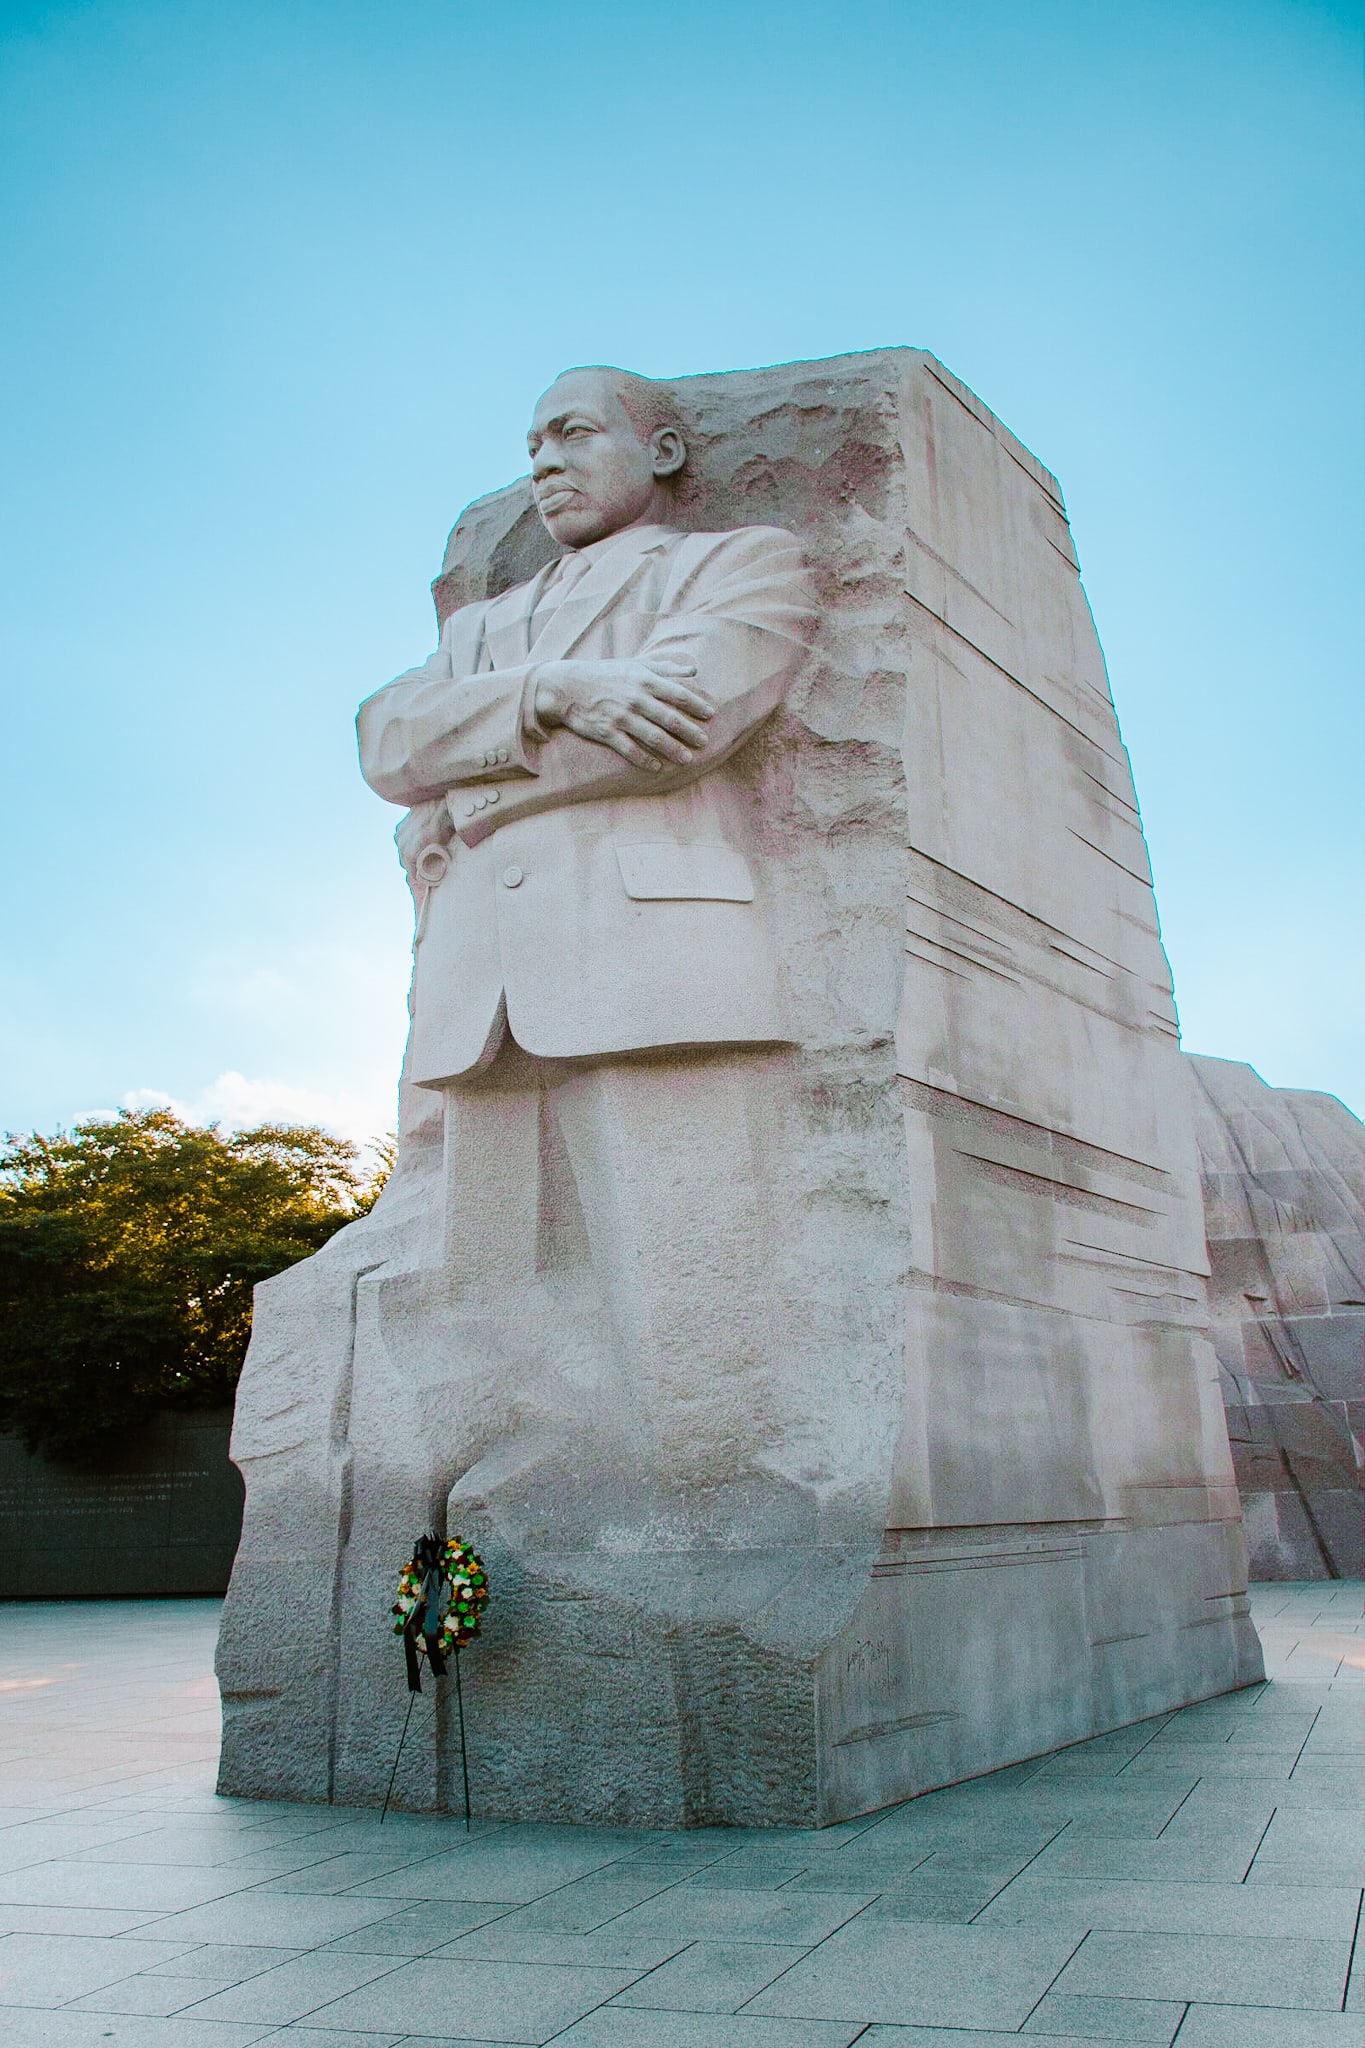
[402,1532,450,1692]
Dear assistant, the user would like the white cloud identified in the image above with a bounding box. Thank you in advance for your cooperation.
[123,1070,395,1148]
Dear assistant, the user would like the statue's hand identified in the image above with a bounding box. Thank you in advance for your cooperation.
[395,798,452,880]
[533,658,715,772]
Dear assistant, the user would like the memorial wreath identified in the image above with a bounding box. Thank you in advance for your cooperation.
[383,1531,489,1826]
[392,1533,489,1677]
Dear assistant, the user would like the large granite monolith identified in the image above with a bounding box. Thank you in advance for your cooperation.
[217,349,1262,1826]
[1190,1054,1363,1580]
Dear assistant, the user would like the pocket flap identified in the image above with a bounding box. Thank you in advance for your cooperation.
[614,840,755,902]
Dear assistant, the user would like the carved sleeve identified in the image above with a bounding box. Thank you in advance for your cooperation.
[355,635,541,808]
[457,530,819,840]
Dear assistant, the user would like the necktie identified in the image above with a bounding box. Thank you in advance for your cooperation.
[528,550,594,646]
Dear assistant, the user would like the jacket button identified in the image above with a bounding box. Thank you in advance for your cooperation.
[501,865,524,889]
[464,802,478,818]
[497,748,509,763]
[486,789,500,805]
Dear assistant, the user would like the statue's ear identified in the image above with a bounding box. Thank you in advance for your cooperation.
[650,427,686,479]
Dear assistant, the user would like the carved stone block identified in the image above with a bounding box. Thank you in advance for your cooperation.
[216,350,1262,1825]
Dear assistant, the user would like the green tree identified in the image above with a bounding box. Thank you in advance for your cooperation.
[0,1108,390,1462]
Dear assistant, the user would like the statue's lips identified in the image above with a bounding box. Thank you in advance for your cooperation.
[535,486,582,516]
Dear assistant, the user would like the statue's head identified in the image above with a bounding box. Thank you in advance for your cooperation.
[528,366,687,549]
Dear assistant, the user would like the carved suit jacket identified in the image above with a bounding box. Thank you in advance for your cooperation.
[356,521,818,1085]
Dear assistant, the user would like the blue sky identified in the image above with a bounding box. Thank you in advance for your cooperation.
[2,0,1361,1143]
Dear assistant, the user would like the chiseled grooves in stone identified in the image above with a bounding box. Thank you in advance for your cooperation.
[1190,1052,1364,1580]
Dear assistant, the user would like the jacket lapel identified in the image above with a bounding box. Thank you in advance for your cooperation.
[481,561,557,672]
[483,528,676,673]
[442,599,489,678]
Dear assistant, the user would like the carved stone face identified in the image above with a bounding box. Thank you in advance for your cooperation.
[527,370,684,549]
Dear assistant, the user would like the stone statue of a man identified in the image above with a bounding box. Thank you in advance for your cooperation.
[360,367,816,1079]
[354,366,818,1486]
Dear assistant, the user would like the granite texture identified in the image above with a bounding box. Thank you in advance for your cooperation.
[216,349,1262,1826]
[1190,1054,1363,1580]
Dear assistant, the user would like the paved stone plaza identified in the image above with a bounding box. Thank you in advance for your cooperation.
[0,1585,1359,2046]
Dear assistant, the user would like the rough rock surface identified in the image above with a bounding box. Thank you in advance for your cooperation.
[217,349,1262,1826]
[1190,1054,1363,1579]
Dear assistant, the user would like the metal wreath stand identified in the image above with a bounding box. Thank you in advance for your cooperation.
[381,1532,485,1829]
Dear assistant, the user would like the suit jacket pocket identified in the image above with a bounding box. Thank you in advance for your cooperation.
[613,839,755,902]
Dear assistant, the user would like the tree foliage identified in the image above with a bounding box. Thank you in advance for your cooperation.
[0,1108,390,1462]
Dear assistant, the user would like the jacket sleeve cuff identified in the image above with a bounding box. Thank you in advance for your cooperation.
[520,666,551,750]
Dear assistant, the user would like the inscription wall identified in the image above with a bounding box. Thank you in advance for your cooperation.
[0,1409,243,1597]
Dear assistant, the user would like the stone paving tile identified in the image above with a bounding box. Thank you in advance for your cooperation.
[250,1848,463,1895]
[858,2033,1085,2048]
[1019,1830,1269,1881]
[852,1865,1023,1923]
[675,1857,813,1890]
[1248,1807,1365,1880]
[0,1930,194,2007]
[0,1904,176,1936]
[1053,1929,1351,2009]
[69,1974,249,2016]
[1020,1989,1187,2040]
[345,1841,634,1903]
[1122,1748,1299,1780]
[136,1893,407,1947]
[0,2016,277,2047]
[274,2033,404,2048]
[733,1819,885,1854]
[857,1803,1071,1845]
[1157,1793,1278,1833]
[908,1783,1191,1826]
[781,1851,934,1892]
[1176,2009,1365,2045]
[1246,1860,1365,1890]
[1285,1765,1365,1803]
[81,1833,372,1878]
[464,1823,643,1856]
[608,1844,740,1871]
[161,1949,404,2024]
[473,1876,689,1933]
[602,1885,875,1947]
[1276,1775,1365,1811]
[139,1942,306,1984]
[0,1820,159,1871]
[434,1925,690,1972]
[553,2014,867,2046]
[305,1953,647,2037]
[744,1920,1082,2029]
[322,1902,515,1954]
[0,1858,268,1912]
[976,1875,1359,1936]
[1347,1896,1365,2011]
[606,1938,806,2011]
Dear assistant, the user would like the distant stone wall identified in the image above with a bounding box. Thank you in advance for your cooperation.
[0,1409,243,1597]
[1190,1055,1364,1580]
